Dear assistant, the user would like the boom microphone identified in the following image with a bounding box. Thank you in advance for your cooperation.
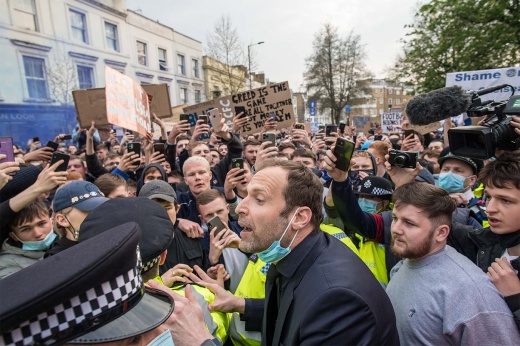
[405,86,472,125]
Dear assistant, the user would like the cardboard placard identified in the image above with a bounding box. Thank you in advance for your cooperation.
[141,84,172,119]
[105,66,151,136]
[182,81,294,136]
[381,113,402,133]
[410,121,441,134]
[351,116,374,135]
[73,83,171,131]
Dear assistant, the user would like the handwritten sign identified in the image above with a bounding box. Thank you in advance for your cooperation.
[182,81,294,136]
[105,66,151,136]
[381,113,402,133]
[351,116,373,135]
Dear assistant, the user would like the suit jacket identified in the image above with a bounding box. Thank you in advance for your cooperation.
[250,231,399,346]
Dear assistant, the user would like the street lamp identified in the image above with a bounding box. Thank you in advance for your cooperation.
[248,41,264,89]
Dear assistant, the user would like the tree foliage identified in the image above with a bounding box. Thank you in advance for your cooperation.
[206,15,248,96]
[304,23,370,124]
[394,0,520,93]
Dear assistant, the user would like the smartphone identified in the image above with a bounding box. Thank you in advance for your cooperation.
[207,109,221,132]
[234,106,247,119]
[49,152,70,172]
[46,141,59,152]
[374,135,383,141]
[339,122,346,134]
[262,132,276,147]
[358,131,364,137]
[268,113,277,122]
[0,137,14,163]
[180,114,190,122]
[62,134,72,140]
[32,137,40,143]
[199,114,208,124]
[326,125,338,137]
[207,215,227,237]
[318,124,325,132]
[294,123,305,130]
[127,142,141,157]
[153,143,165,155]
[333,138,355,172]
[231,158,244,177]
[404,129,414,139]
[315,134,324,140]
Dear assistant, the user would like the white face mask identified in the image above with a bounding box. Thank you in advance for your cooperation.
[147,329,174,346]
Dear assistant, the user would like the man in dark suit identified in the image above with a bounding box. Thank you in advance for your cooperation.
[155,159,399,346]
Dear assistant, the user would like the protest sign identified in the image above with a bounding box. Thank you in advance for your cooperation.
[105,66,150,136]
[182,81,294,136]
[141,84,172,119]
[380,113,402,133]
[351,116,374,134]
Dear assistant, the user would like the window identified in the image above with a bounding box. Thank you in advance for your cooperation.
[388,89,393,95]
[180,87,188,103]
[158,48,167,71]
[70,9,88,43]
[379,88,383,93]
[403,90,407,95]
[379,98,383,104]
[379,108,384,115]
[370,109,375,115]
[13,0,38,31]
[178,54,185,75]
[23,56,48,99]
[194,90,201,103]
[212,90,221,99]
[137,41,147,66]
[388,98,393,105]
[372,98,376,104]
[77,65,94,89]
[396,99,401,105]
[105,22,119,51]
[363,109,368,115]
[396,90,401,95]
[192,59,199,78]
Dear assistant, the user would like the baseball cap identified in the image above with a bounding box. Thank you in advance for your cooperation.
[354,176,393,200]
[0,223,174,345]
[53,181,109,212]
[138,180,177,203]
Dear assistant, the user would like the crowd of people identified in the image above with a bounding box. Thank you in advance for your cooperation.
[0,110,519,345]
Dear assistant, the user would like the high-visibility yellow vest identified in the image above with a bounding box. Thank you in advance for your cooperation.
[229,254,268,346]
[152,276,230,343]
[353,234,388,285]
[320,223,360,256]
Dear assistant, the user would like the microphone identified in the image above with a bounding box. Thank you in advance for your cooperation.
[405,86,472,125]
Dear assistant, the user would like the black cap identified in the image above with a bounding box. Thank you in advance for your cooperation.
[354,176,394,200]
[0,223,174,345]
[438,154,479,175]
[79,197,174,272]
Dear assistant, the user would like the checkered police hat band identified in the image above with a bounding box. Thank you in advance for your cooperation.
[0,267,143,346]
[142,256,159,273]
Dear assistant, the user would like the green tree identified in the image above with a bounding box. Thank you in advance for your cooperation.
[304,23,370,125]
[394,0,520,93]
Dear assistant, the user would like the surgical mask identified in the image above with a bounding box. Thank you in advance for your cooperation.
[438,172,466,193]
[349,170,374,192]
[258,208,300,263]
[358,198,378,213]
[14,231,57,251]
[147,329,174,346]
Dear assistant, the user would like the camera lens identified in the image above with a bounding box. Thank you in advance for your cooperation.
[394,155,408,167]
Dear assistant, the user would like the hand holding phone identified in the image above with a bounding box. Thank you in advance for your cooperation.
[49,152,70,172]
[262,132,276,147]
[231,158,244,177]
[127,142,141,166]
[207,109,221,132]
[0,137,15,163]
[207,216,227,238]
[333,138,355,172]
[153,143,165,155]
[234,106,247,119]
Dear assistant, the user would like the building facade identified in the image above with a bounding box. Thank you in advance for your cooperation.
[0,0,203,146]
[348,79,415,118]
[202,55,248,99]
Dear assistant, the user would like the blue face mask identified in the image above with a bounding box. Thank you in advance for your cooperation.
[148,329,174,346]
[15,231,57,251]
[358,198,378,213]
[438,172,466,193]
[258,208,300,264]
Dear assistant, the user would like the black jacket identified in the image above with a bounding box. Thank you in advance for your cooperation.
[160,226,211,273]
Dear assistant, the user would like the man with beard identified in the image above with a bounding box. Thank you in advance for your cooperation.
[160,160,400,345]
[386,183,519,344]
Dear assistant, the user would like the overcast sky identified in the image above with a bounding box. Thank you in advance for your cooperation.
[126,0,422,91]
